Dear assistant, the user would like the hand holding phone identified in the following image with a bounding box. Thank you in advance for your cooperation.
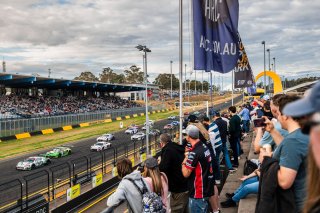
[253,118,266,128]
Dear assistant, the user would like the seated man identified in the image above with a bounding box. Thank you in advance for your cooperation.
[221,169,260,208]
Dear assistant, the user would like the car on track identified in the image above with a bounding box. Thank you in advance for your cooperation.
[127,124,138,129]
[163,124,174,130]
[44,146,72,158]
[16,156,51,171]
[149,129,161,136]
[171,121,180,126]
[96,133,115,142]
[168,115,176,120]
[142,123,154,130]
[131,132,146,141]
[144,120,154,126]
[125,127,138,134]
[90,142,112,151]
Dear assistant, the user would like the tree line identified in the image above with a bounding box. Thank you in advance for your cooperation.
[74,66,218,92]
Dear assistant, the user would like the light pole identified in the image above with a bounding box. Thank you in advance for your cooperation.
[261,41,266,94]
[170,60,173,99]
[273,57,276,72]
[136,44,151,155]
[179,0,183,144]
[194,70,197,94]
[267,48,271,93]
[184,64,187,96]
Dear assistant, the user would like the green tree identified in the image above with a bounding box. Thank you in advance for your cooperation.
[100,67,114,83]
[124,65,144,84]
[153,74,179,90]
[113,73,126,84]
[74,71,99,82]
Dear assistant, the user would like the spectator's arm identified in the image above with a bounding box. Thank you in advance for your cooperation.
[107,185,126,207]
[253,128,264,153]
[277,166,297,189]
[182,157,192,178]
[269,128,284,146]
[182,151,196,178]
[238,109,244,117]
[254,99,264,107]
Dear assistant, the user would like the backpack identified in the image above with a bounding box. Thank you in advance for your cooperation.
[243,157,258,175]
[127,178,166,213]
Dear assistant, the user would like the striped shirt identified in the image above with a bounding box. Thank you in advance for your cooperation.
[208,122,222,149]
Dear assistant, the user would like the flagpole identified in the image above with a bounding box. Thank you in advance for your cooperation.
[232,70,234,105]
[179,0,183,145]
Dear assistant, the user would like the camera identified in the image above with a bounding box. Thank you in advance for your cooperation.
[253,118,266,127]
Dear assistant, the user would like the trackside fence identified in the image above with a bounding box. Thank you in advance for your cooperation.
[0,128,178,213]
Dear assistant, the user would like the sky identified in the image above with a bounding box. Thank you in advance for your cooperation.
[0,0,319,89]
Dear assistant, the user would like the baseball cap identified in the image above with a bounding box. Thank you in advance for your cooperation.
[145,157,158,169]
[185,125,199,139]
[188,114,198,123]
[283,81,320,117]
[262,95,270,101]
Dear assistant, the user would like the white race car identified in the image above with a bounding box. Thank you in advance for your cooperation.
[168,116,176,120]
[16,156,51,171]
[125,127,138,134]
[90,142,112,151]
[144,120,154,126]
[131,132,146,141]
[96,133,115,142]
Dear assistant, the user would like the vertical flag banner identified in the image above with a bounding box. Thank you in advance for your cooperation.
[234,33,254,88]
[193,0,239,73]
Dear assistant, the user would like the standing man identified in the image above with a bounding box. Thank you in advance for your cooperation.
[213,111,236,172]
[239,104,250,134]
[228,106,241,167]
[208,111,223,185]
[158,133,189,213]
[182,125,214,213]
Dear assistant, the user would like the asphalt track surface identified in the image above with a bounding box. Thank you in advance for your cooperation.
[0,96,241,210]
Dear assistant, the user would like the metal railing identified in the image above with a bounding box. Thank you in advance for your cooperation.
[0,106,163,137]
[0,127,179,213]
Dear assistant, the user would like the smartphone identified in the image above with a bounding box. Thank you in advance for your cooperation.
[253,118,266,127]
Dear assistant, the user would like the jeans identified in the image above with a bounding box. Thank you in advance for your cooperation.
[213,145,222,180]
[189,198,208,213]
[232,176,259,202]
[242,120,250,133]
[221,142,233,170]
[230,137,240,166]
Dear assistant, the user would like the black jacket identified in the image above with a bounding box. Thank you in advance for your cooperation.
[159,141,188,193]
[214,117,228,143]
[255,156,296,213]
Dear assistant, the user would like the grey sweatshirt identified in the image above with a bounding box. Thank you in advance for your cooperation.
[107,170,150,213]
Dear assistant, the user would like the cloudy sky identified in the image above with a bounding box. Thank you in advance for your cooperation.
[0,0,319,88]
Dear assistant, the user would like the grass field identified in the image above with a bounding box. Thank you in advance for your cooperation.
[0,94,240,160]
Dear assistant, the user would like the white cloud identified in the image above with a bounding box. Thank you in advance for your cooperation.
[0,0,319,82]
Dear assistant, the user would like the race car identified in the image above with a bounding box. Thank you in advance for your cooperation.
[44,146,72,158]
[168,115,176,120]
[16,156,51,171]
[96,133,115,142]
[142,123,154,130]
[125,127,138,134]
[127,124,138,129]
[163,124,174,130]
[171,121,180,126]
[90,142,112,151]
[149,129,161,136]
[144,120,154,126]
[131,132,146,140]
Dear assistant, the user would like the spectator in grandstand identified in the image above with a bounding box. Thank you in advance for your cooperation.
[254,95,270,108]
[228,106,242,167]
[280,81,320,213]
[181,125,215,213]
[208,112,223,184]
[238,104,251,133]
[158,133,189,213]
[143,157,169,210]
[212,111,235,172]
[221,169,260,208]
[221,112,230,126]
[107,158,150,212]
[261,95,310,212]
[202,116,210,130]
[261,101,273,119]
[253,94,288,154]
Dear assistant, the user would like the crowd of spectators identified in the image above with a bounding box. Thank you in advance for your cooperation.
[0,95,141,119]
[106,80,320,213]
